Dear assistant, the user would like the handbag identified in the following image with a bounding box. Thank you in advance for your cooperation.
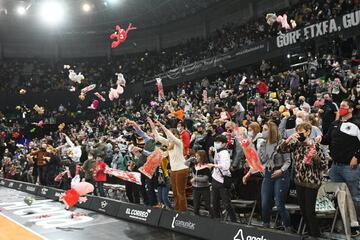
[219,169,232,189]
[157,168,166,185]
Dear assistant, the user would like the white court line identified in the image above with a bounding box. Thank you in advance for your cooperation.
[0,212,48,240]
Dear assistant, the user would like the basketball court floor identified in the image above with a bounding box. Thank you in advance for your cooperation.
[0,186,198,240]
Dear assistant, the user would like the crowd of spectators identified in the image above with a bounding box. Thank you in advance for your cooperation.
[0,0,358,93]
[0,39,359,238]
[0,1,360,239]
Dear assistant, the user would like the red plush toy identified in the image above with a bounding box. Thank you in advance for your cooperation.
[61,188,80,209]
[110,23,136,49]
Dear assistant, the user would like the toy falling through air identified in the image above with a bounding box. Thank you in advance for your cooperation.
[60,181,94,209]
[110,23,137,49]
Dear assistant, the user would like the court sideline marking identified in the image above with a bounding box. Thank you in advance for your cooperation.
[0,212,47,240]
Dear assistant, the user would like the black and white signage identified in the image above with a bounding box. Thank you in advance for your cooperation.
[211,221,302,240]
[75,194,95,210]
[23,184,39,195]
[158,210,214,239]
[0,178,9,187]
[89,197,120,217]
[37,186,55,199]
[276,10,360,48]
[117,203,162,227]
[49,188,64,201]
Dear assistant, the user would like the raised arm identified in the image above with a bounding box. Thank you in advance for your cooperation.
[147,117,169,146]
[127,120,151,143]
[63,133,75,148]
[155,120,183,147]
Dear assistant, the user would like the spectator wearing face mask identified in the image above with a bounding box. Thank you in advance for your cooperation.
[298,96,311,113]
[177,121,191,157]
[208,135,236,222]
[203,125,218,155]
[319,99,360,225]
[149,118,189,212]
[253,93,267,118]
[250,121,291,232]
[247,122,264,151]
[190,123,206,151]
[283,111,322,140]
[280,122,327,239]
[329,76,348,105]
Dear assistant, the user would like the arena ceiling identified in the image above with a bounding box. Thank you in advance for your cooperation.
[0,0,223,30]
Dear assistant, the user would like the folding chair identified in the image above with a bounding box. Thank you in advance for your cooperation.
[300,206,339,236]
[273,204,303,232]
[224,199,257,225]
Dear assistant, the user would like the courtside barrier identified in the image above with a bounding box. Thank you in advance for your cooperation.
[0,178,304,240]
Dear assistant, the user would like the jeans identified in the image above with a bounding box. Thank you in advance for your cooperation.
[212,179,236,222]
[329,164,360,222]
[193,187,213,217]
[96,181,106,197]
[157,179,171,208]
[296,184,320,237]
[261,169,290,227]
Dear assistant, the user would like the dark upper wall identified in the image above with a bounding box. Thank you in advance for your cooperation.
[0,0,299,59]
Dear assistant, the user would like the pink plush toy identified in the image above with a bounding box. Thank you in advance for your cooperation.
[108,73,125,101]
[81,84,96,95]
[276,14,291,30]
[94,92,106,102]
[60,181,94,209]
[71,181,94,196]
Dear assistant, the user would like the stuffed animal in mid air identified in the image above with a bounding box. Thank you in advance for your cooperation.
[109,73,126,101]
[116,73,126,87]
[33,105,45,115]
[265,13,277,26]
[110,23,136,49]
[60,181,94,209]
[68,70,84,84]
[276,14,291,30]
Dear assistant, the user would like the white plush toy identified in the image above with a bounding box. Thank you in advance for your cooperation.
[68,70,84,84]
[116,73,126,87]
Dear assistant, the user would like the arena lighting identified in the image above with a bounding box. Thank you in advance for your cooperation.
[82,3,91,12]
[106,0,120,5]
[16,5,26,15]
[39,1,65,26]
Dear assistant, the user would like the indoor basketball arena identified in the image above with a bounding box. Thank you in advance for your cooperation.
[0,0,359,240]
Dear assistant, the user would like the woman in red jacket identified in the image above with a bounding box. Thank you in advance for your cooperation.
[93,155,107,197]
